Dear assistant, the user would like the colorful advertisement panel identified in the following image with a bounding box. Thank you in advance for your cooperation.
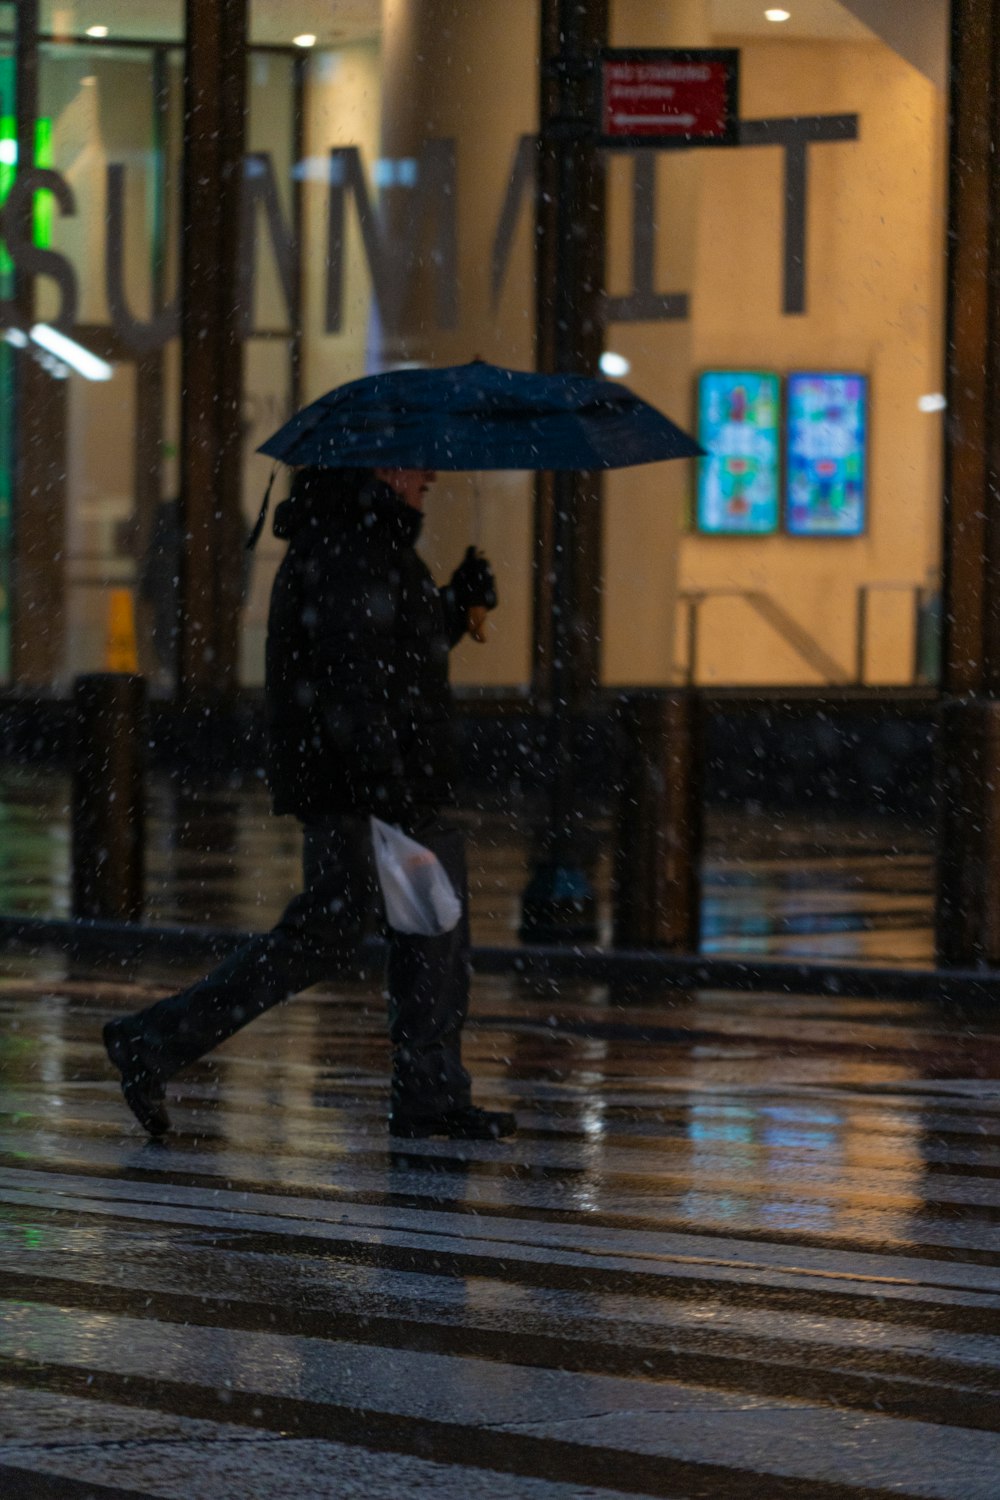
[785,372,867,536]
[696,372,780,535]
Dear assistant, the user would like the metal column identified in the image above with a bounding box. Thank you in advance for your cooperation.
[521,0,608,944]
[177,0,248,705]
[936,0,1000,965]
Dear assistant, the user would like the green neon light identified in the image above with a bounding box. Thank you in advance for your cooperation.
[33,115,53,245]
[0,113,55,281]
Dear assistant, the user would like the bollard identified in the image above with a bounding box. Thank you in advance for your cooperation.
[613,689,702,950]
[71,672,146,922]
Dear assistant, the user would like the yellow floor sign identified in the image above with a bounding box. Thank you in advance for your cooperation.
[105,587,139,674]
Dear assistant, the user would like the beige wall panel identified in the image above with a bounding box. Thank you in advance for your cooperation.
[43,55,157,327]
[241,42,383,686]
[246,53,295,333]
[380,0,538,687]
[300,40,381,400]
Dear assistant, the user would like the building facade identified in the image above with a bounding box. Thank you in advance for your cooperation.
[0,1,952,698]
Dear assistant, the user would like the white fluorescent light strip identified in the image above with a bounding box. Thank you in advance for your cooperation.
[29,324,112,381]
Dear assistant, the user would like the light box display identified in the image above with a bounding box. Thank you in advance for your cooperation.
[696,371,781,535]
[785,372,868,536]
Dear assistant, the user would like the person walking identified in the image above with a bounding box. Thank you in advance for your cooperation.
[103,466,516,1143]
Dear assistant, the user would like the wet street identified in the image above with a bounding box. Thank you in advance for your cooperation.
[0,766,935,964]
[4,952,1000,1498]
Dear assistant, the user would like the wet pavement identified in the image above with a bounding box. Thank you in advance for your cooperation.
[3,950,1000,1497]
[0,765,934,963]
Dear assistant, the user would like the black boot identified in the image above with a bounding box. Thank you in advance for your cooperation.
[389,1103,517,1140]
[103,1019,171,1138]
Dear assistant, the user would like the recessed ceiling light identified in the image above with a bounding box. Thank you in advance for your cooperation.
[765,8,791,20]
[917,393,946,412]
[599,351,631,378]
[293,33,317,48]
[85,24,109,38]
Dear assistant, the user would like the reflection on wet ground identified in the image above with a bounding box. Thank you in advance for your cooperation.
[3,958,1000,1496]
[0,766,934,963]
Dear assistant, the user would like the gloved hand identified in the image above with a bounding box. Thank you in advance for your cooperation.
[448,546,498,611]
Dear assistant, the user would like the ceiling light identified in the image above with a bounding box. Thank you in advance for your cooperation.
[917,393,946,412]
[765,8,791,20]
[29,324,112,381]
[85,24,109,37]
[293,33,317,48]
[599,351,631,378]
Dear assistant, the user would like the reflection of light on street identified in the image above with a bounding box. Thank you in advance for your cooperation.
[578,1099,606,1138]
[761,1102,838,1156]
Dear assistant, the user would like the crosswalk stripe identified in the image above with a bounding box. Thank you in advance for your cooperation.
[5,975,1000,1497]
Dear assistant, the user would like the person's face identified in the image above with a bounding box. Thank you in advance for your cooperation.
[374,468,437,512]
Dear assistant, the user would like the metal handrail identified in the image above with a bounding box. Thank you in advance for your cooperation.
[678,588,852,686]
[855,581,936,686]
[678,582,938,687]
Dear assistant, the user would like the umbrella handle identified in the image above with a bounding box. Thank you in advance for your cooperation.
[468,605,489,643]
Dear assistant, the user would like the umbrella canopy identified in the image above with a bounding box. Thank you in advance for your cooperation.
[258,359,702,471]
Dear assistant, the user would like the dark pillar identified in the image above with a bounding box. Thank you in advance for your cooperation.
[71,674,146,921]
[935,0,1000,965]
[522,0,607,944]
[177,0,248,704]
[613,691,702,950]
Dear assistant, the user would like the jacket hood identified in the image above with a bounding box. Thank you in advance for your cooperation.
[273,470,423,548]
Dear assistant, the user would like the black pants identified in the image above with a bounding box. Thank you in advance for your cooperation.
[123,813,472,1117]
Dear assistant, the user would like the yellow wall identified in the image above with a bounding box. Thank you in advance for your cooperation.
[615,35,947,687]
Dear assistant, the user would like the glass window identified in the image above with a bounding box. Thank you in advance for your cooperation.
[0,2,15,682]
[35,25,183,689]
[239,1,540,691]
[603,0,947,689]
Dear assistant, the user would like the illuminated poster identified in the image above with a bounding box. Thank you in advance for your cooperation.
[785,372,867,536]
[696,372,780,535]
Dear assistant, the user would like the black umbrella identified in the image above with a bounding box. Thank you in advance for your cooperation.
[258,359,702,471]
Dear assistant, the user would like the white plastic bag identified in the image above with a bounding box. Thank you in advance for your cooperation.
[370,817,463,936]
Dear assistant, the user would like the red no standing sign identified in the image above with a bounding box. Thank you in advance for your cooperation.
[599,49,740,148]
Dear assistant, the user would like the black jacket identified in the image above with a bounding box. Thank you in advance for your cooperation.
[265,473,467,821]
